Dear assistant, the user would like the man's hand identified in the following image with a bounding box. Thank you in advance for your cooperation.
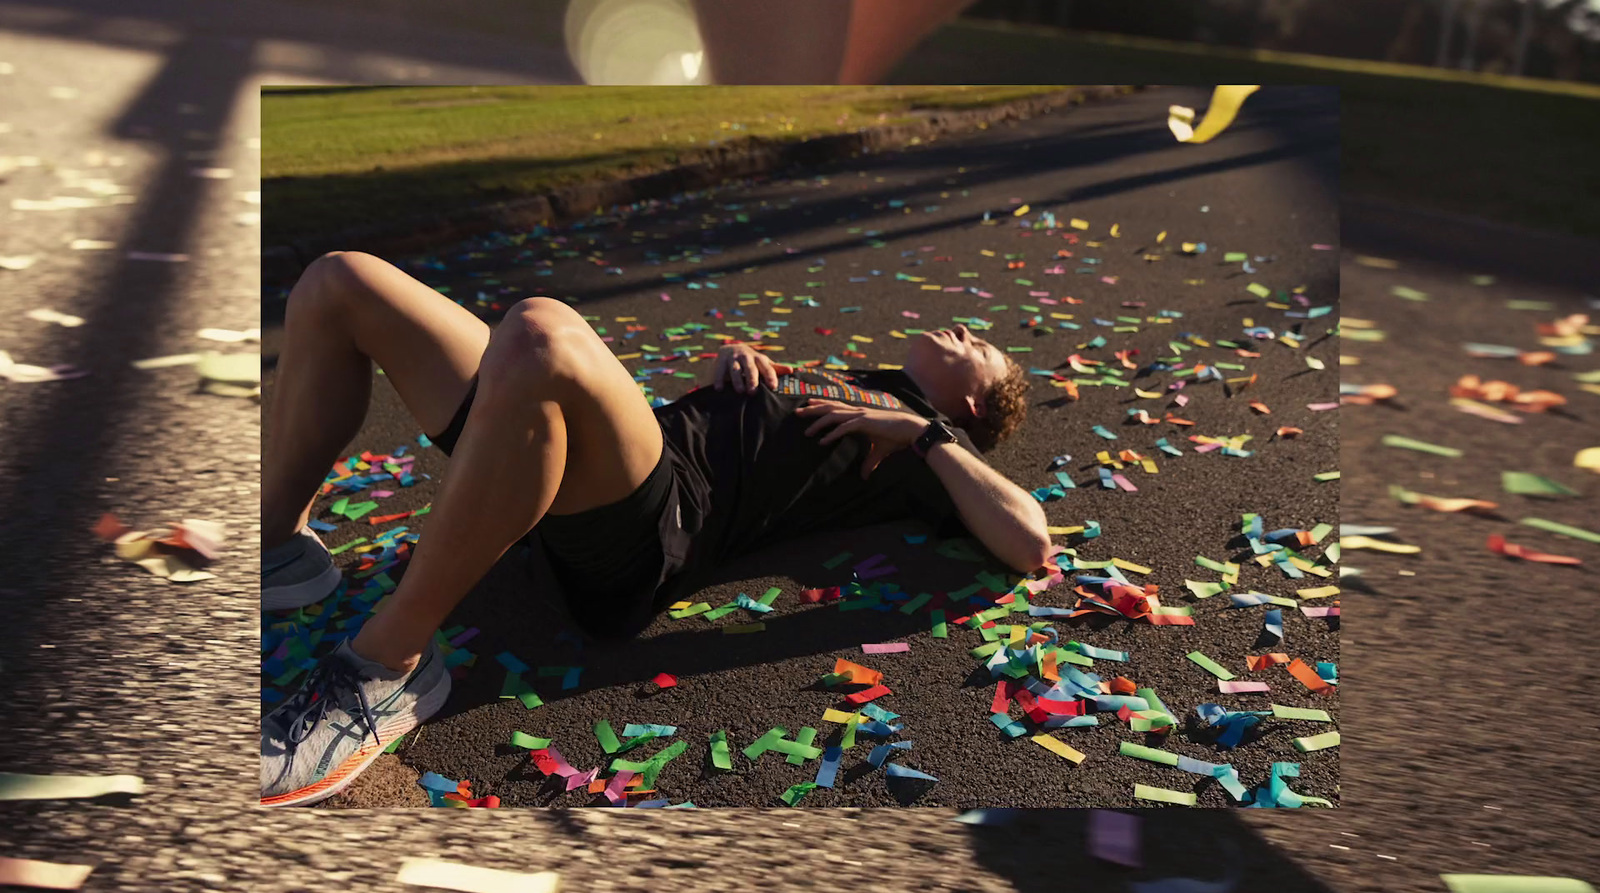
[713,343,780,393]
[794,398,927,479]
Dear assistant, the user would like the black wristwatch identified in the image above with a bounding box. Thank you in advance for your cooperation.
[912,420,959,459]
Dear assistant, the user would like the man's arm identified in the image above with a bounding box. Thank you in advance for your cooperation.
[923,441,1052,574]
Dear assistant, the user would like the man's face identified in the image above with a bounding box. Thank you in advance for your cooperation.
[905,323,1009,421]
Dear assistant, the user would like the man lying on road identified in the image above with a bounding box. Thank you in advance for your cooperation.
[259,251,1050,806]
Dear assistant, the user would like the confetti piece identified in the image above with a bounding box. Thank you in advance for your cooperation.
[885,763,938,782]
[1032,734,1086,764]
[1575,447,1600,473]
[1186,652,1235,680]
[651,672,677,688]
[1441,877,1596,893]
[1167,85,1259,144]
[1519,517,1600,544]
[1488,533,1581,564]
[1292,731,1340,752]
[1381,435,1462,457]
[1286,658,1335,694]
[0,773,145,800]
[1390,285,1430,301]
[1219,680,1269,694]
[1501,472,1578,498]
[509,731,551,750]
[1133,784,1196,806]
[0,857,94,890]
[779,782,819,806]
[393,858,559,893]
[1272,704,1331,722]
[861,642,909,654]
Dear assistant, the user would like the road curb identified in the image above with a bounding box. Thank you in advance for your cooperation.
[262,85,1147,289]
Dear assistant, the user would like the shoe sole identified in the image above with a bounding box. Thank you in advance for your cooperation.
[258,664,453,808]
[262,562,344,612]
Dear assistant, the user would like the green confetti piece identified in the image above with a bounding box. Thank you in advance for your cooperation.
[1505,300,1555,311]
[780,782,820,806]
[781,728,820,764]
[1223,252,1248,262]
[1246,283,1272,298]
[1119,741,1180,766]
[930,609,948,639]
[1134,783,1197,806]
[499,672,543,709]
[1293,730,1341,752]
[1390,285,1430,301]
[899,592,933,614]
[615,731,660,755]
[1314,471,1341,482]
[1194,556,1237,575]
[668,602,712,620]
[594,720,621,754]
[702,603,742,622]
[841,714,860,750]
[757,587,782,606]
[709,730,732,770]
[510,731,551,750]
[383,733,407,754]
[328,537,367,556]
[743,727,787,760]
[822,551,853,569]
[1309,523,1333,543]
[1442,876,1595,893]
[1005,346,1033,352]
[329,497,349,516]
[1186,651,1235,680]
[1185,580,1228,599]
[1272,704,1332,722]
[1381,435,1462,457]
[1519,517,1600,544]
[1502,472,1578,498]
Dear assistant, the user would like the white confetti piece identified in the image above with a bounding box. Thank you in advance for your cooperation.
[68,239,115,250]
[394,859,560,893]
[130,353,202,370]
[0,350,88,383]
[24,308,84,327]
[191,167,233,179]
[236,211,260,226]
[47,86,79,100]
[0,255,38,270]
[0,856,94,890]
[197,327,260,343]
[11,196,108,211]
[240,190,260,204]
[0,772,145,800]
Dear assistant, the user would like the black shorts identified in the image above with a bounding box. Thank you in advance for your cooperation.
[428,377,693,641]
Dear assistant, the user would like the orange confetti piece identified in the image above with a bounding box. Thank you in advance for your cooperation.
[1287,658,1335,695]
[1246,653,1290,671]
[1414,495,1499,514]
[1517,351,1556,366]
[1341,383,1398,405]
[1276,426,1303,438]
[1249,401,1271,414]
[1235,349,1261,358]
[1110,676,1138,695]
[1487,533,1581,565]
[93,512,128,541]
[1163,415,1195,426]
[833,658,884,687]
[1451,375,1567,412]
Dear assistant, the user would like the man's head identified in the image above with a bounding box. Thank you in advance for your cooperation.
[903,323,1029,452]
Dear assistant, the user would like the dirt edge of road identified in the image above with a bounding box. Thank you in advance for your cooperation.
[261,85,1150,288]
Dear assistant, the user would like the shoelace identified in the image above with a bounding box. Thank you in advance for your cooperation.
[285,658,381,749]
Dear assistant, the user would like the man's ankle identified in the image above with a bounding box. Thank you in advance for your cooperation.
[349,633,421,675]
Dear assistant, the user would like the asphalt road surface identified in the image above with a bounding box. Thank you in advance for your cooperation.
[2,1,1597,890]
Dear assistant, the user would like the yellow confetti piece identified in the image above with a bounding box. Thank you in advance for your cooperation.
[1013,204,1030,217]
[1168,85,1259,143]
[1140,459,1158,474]
[850,335,873,343]
[1110,223,1120,238]
[1112,558,1152,575]
[1032,734,1086,764]
[1050,313,1074,320]
[1009,625,1026,646]
[1070,218,1090,230]
[1048,526,1085,536]
[875,363,903,370]
[1354,255,1400,269]
[614,316,637,322]
[771,307,792,313]
[1296,586,1340,600]
[1156,231,1167,243]
[1135,388,1162,399]
[822,708,857,723]
[764,291,783,297]
[980,249,996,257]
[1339,355,1361,365]
[668,601,693,611]
[1577,447,1600,472]
[1341,535,1421,554]
[890,331,907,339]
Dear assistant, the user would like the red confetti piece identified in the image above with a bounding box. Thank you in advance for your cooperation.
[1487,533,1581,565]
[651,672,678,688]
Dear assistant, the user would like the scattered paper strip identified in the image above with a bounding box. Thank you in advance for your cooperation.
[393,859,559,893]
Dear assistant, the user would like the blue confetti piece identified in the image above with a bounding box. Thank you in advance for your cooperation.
[1041,714,1098,729]
[306,519,337,532]
[1092,425,1118,440]
[622,723,677,737]
[1316,662,1338,683]
[417,433,432,448]
[885,763,937,782]
[562,666,582,690]
[496,652,529,674]
[1098,467,1116,489]
[989,713,1028,737]
[418,772,459,793]
[861,703,900,723]
[632,799,671,808]
[1263,609,1284,643]
[868,741,913,767]
[815,746,843,788]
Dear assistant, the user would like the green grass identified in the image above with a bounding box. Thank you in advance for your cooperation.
[895,20,1600,237]
[262,85,1072,246]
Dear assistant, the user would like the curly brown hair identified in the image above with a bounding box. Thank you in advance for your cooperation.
[961,358,1029,452]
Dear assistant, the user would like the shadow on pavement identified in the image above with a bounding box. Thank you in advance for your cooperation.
[964,809,1339,893]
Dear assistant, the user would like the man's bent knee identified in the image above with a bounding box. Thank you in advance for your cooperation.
[478,298,589,394]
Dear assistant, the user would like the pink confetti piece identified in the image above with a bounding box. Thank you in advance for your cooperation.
[448,627,480,647]
[902,311,920,318]
[1087,810,1141,868]
[1311,243,1335,250]
[1039,297,1058,304]
[1307,402,1340,411]
[1174,394,1189,407]
[1218,680,1270,693]
[1194,443,1222,453]
[942,286,964,293]
[862,642,910,654]
[660,292,672,301]
[604,770,633,805]
[1300,606,1340,618]
[974,290,993,298]
[1099,276,1118,285]
[1121,301,1146,308]
[372,490,394,498]
[1111,474,1137,492]
[566,767,599,792]
[1029,290,1050,297]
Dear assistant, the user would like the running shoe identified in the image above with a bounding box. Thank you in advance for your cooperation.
[262,526,343,612]
[260,638,451,807]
